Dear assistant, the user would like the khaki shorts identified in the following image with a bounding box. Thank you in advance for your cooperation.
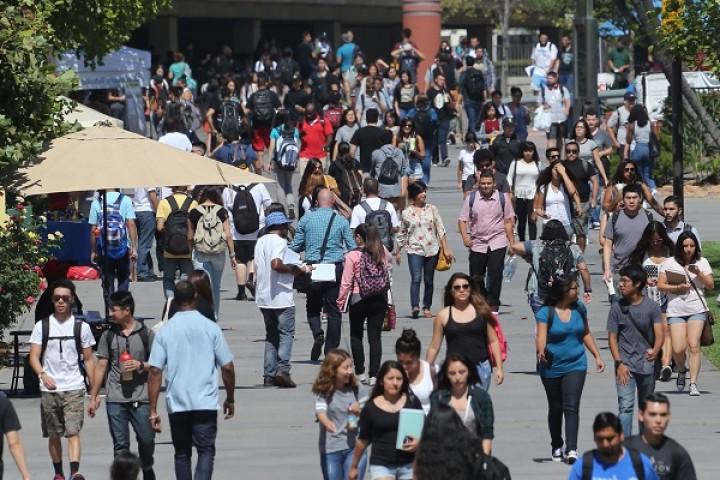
[41,389,85,438]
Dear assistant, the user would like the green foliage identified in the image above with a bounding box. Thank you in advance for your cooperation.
[699,241,720,367]
[660,0,720,77]
[440,0,573,27]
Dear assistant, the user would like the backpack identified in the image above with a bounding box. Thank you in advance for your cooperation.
[252,90,275,123]
[357,250,390,298]
[220,100,242,141]
[274,128,300,171]
[581,448,645,480]
[474,453,512,480]
[104,323,151,362]
[376,153,401,185]
[40,317,89,389]
[540,84,566,104]
[97,194,129,260]
[535,239,576,293]
[277,58,295,85]
[490,312,508,367]
[361,200,394,251]
[164,196,193,255]
[610,209,654,231]
[465,69,487,101]
[324,106,343,131]
[232,184,260,234]
[192,204,226,254]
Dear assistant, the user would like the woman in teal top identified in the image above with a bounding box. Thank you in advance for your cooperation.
[535,275,605,465]
[169,51,190,86]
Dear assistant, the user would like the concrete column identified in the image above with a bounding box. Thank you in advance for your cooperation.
[232,19,258,55]
[251,19,262,56]
[402,0,442,91]
[148,16,178,54]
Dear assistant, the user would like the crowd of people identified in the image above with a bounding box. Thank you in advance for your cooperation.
[3,28,716,480]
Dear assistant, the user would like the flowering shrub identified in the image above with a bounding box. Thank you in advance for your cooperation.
[0,196,62,333]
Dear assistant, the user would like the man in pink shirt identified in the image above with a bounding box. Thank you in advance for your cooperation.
[458,170,515,310]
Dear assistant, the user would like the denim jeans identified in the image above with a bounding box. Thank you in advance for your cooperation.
[194,251,226,319]
[135,211,156,278]
[631,143,656,190]
[349,295,387,377]
[475,360,492,392]
[617,371,655,436]
[307,263,343,353]
[464,100,481,134]
[407,254,438,310]
[106,402,155,472]
[261,307,295,378]
[421,134,435,184]
[559,73,574,93]
[468,247,507,310]
[275,169,295,211]
[321,448,367,480]
[163,257,194,299]
[540,370,586,451]
[169,410,217,480]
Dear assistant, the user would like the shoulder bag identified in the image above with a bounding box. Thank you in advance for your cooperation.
[685,267,715,346]
[431,205,452,271]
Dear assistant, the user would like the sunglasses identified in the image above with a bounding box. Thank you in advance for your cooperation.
[565,149,578,154]
[453,283,471,291]
[624,167,636,172]
[52,295,72,303]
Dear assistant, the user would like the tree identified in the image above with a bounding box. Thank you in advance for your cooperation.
[660,0,720,76]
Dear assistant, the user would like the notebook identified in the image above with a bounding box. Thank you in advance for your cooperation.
[395,408,424,450]
[311,263,336,282]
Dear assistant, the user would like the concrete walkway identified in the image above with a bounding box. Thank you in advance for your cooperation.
[3,137,719,479]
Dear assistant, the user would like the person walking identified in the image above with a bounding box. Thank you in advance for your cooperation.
[393,70,419,120]
[29,279,97,480]
[625,393,697,480]
[395,329,436,415]
[350,109,387,174]
[562,138,600,253]
[607,92,636,161]
[188,186,236,320]
[456,132,478,197]
[426,72,454,168]
[133,187,159,282]
[407,95,439,185]
[312,349,369,480]
[625,104,656,193]
[458,170,515,311]
[658,232,714,396]
[536,276,605,464]
[88,291,156,480]
[255,210,308,388]
[533,152,582,239]
[661,195,700,246]
[0,392,31,480]
[537,71,571,150]
[348,360,423,480]
[396,118,425,184]
[395,181,454,319]
[427,273,505,392]
[267,109,301,219]
[507,141,541,241]
[148,281,236,480]
[156,186,198,299]
[608,264,664,436]
[291,189,356,360]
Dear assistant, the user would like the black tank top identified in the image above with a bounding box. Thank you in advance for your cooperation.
[444,306,489,365]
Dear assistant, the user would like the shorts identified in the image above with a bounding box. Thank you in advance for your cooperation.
[546,122,565,142]
[463,176,476,192]
[41,389,85,438]
[531,70,548,90]
[369,463,414,480]
[668,313,706,325]
[571,202,590,238]
[251,124,271,152]
[234,240,256,263]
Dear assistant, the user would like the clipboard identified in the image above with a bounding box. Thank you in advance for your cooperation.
[395,408,424,450]
[311,263,336,282]
[665,270,687,286]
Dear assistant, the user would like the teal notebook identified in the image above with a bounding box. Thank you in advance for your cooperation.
[395,408,424,450]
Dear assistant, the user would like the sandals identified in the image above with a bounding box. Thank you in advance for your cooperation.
[423,308,433,318]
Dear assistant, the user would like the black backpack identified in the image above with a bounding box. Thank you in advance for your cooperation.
[232,184,260,234]
[164,195,193,255]
[535,239,575,293]
[277,58,295,85]
[104,323,151,362]
[581,448,645,480]
[40,317,89,389]
[252,90,275,123]
[610,210,654,231]
[377,153,401,185]
[220,100,242,141]
[474,453,512,480]
[465,69,486,101]
[361,200,394,251]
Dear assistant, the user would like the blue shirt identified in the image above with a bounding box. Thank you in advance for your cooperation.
[536,303,588,378]
[290,207,356,263]
[569,449,658,480]
[89,191,136,249]
[148,310,234,413]
[336,42,357,72]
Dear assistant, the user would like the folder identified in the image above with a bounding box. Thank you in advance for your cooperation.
[395,408,424,450]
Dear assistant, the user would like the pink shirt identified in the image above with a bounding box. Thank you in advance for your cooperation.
[458,190,514,253]
[337,248,392,310]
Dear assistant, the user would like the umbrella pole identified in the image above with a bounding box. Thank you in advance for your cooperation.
[100,189,110,320]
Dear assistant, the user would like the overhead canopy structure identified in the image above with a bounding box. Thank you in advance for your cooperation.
[10,125,272,196]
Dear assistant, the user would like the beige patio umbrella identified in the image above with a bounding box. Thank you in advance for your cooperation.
[60,97,124,129]
[12,124,271,196]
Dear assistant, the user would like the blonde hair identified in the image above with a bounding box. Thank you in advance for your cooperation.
[312,349,357,396]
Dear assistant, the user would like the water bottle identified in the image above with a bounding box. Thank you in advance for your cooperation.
[347,404,358,431]
[119,351,134,382]
[503,255,517,283]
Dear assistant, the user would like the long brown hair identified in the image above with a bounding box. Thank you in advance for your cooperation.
[188,270,214,309]
[443,272,494,324]
[355,223,384,266]
[312,349,357,396]
[299,158,325,197]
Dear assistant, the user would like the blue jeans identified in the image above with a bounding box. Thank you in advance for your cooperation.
[261,307,295,378]
[631,143,655,190]
[408,254,438,310]
[169,410,217,480]
[194,251,226,320]
[369,463,413,479]
[135,211,156,278]
[106,402,155,472]
[421,135,435,184]
[398,108,412,120]
[559,73,574,93]
[464,100,481,134]
[476,360,492,392]
[163,257,194,299]
[321,448,367,480]
[437,118,450,161]
[617,371,655,436]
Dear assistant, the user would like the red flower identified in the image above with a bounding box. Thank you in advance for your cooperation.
[25,296,36,305]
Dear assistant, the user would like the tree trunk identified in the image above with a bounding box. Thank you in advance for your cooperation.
[500,0,511,94]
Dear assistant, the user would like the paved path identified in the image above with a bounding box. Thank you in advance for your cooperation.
[4,136,720,479]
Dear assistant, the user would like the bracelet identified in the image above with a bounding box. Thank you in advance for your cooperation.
[584,289,592,293]
[225,399,235,404]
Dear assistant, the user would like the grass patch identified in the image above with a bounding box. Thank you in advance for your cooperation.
[701,241,720,367]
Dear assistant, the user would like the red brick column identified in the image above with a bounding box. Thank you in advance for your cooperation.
[402,0,442,91]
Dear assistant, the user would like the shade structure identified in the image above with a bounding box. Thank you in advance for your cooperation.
[61,98,124,129]
[12,125,272,196]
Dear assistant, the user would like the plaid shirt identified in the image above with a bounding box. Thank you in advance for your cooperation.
[290,207,356,263]
[430,386,494,439]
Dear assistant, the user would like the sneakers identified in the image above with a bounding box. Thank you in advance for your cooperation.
[311,334,325,361]
[689,383,700,396]
[566,450,578,465]
[368,377,377,386]
[448,132,456,145]
[288,206,296,220]
[659,365,673,382]
[551,448,564,462]
[275,372,297,388]
[71,475,86,480]
[676,369,686,392]
[441,158,451,167]
[245,279,256,299]
[357,373,368,385]
[53,475,65,480]
[263,376,276,387]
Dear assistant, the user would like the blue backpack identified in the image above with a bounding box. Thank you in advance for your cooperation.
[97,194,129,260]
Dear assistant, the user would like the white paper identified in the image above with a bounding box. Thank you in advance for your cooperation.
[282,248,303,267]
[311,263,336,282]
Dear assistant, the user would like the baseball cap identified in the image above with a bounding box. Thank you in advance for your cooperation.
[624,92,636,100]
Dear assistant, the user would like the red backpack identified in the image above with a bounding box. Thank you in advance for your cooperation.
[324,106,344,131]
[489,312,508,367]
[357,251,389,299]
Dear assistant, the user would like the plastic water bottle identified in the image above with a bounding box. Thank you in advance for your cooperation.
[503,255,517,283]
[347,404,358,431]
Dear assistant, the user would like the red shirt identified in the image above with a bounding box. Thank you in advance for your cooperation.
[299,117,333,159]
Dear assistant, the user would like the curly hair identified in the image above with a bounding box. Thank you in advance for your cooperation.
[311,349,357,397]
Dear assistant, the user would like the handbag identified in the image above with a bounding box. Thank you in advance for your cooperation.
[686,268,715,346]
[431,205,452,272]
[293,213,337,293]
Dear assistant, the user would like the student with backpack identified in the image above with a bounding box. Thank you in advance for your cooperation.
[89,189,138,302]
[187,186,236,320]
[337,224,392,384]
[88,291,156,480]
[29,279,97,480]
[459,56,487,134]
[156,186,198,299]
[533,153,583,239]
[329,142,363,208]
[369,133,408,212]
[246,75,281,157]
[407,95,438,185]
[350,177,400,242]
[268,109,302,219]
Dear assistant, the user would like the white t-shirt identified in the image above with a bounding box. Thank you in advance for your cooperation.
[254,233,295,309]
[531,42,558,71]
[349,197,401,229]
[540,184,571,226]
[458,148,476,180]
[133,187,156,213]
[608,106,632,145]
[507,160,540,200]
[222,184,272,240]
[158,132,192,152]
[660,256,712,317]
[29,315,95,392]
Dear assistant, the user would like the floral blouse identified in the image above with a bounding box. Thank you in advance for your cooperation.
[397,204,446,257]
